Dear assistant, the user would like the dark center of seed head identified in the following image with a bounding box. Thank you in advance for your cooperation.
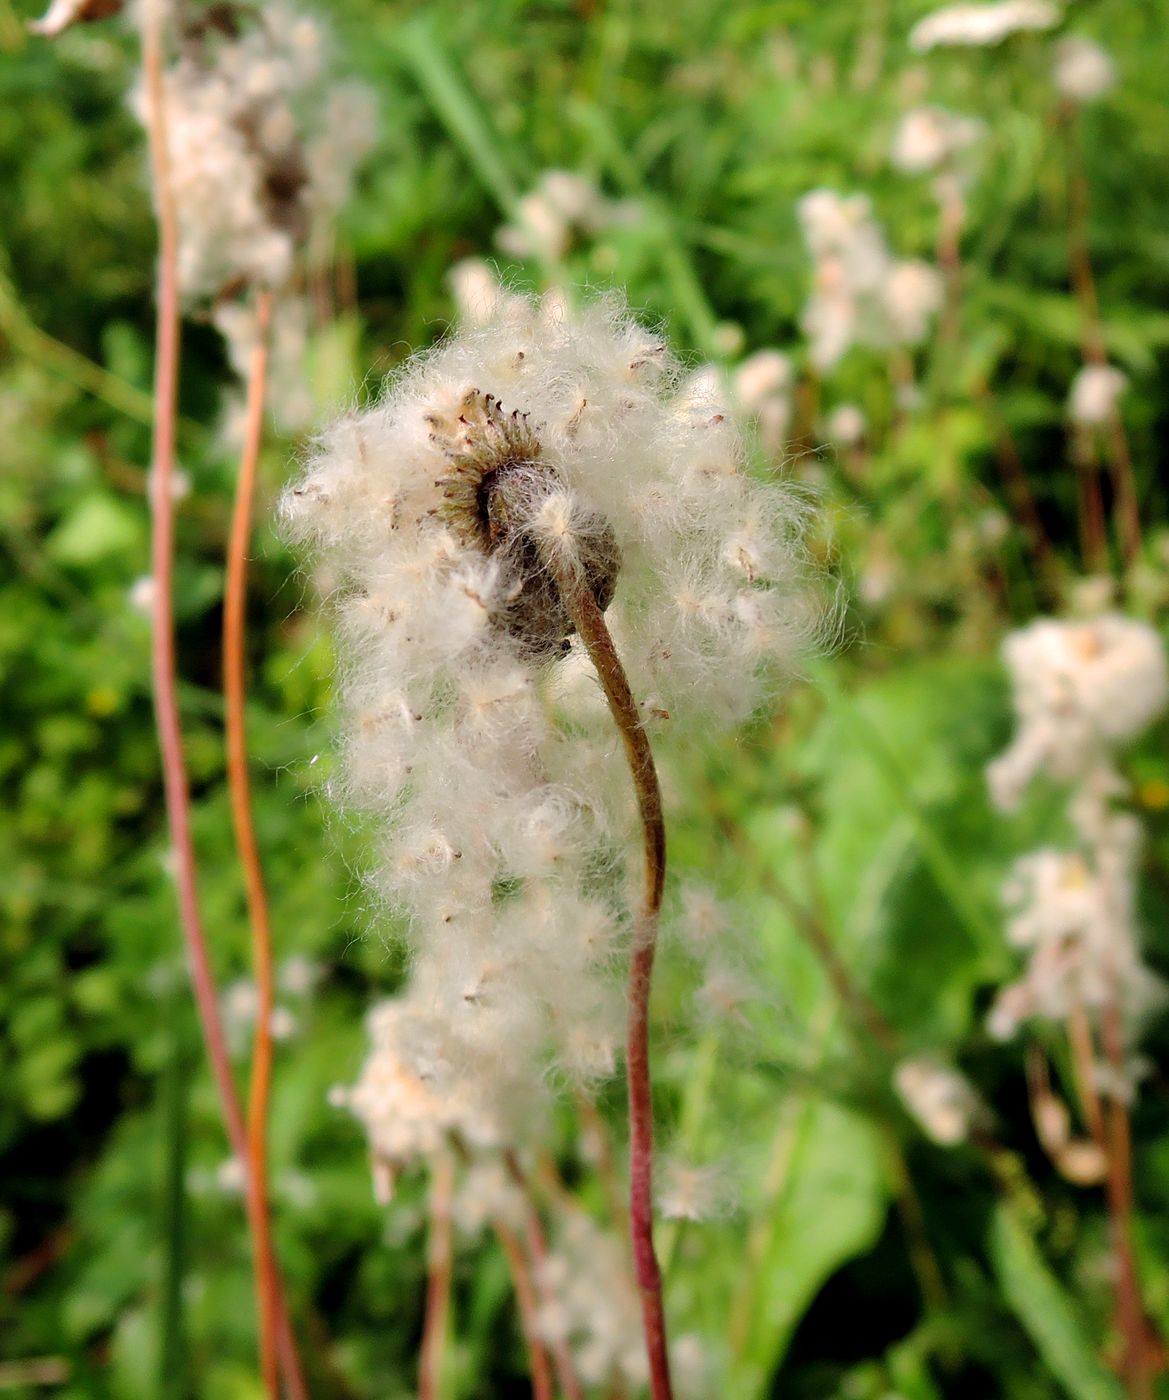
[438,392,620,661]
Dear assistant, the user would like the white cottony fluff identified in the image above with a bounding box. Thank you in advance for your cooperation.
[289,293,815,1174]
[1068,363,1128,427]
[1053,37,1115,103]
[909,1,1059,51]
[986,615,1168,1076]
[890,107,982,174]
[798,190,943,369]
[987,614,1168,810]
[133,2,374,299]
[894,1055,982,1146]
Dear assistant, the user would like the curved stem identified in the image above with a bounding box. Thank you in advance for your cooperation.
[419,1154,455,1400]
[140,13,307,1395]
[224,288,279,1398]
[543,553,673,1400]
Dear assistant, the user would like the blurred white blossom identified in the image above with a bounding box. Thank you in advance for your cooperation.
[1068,363,1128,426]
[890,106,982,173]
[798,190,943,368]
[1053,36,1115,102]
[894,1055,983,1145]
[909,0,1059,52]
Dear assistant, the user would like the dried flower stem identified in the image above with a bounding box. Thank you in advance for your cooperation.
[419,1153,455,1400]
[1066,999,1152,1399]
[141,0,243,1242]
[1062,107,1142,566]
[542,553,673,1400]
[572,1092,628,1236]
[141,11,306,1395]
[224,287,279,1398]
[504,1151,586,1400]
[1099,995,1155,1400]
[493,1218,555,1400]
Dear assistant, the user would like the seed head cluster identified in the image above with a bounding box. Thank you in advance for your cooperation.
[798,191,943,370]
[133,0,374,300]
[986,615,1169,1069]
[284,293,814,1172]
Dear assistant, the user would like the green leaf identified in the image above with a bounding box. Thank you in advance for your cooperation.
[45,492,143,567]
[728,1097,888,1398]
[990,1203,1125,1400]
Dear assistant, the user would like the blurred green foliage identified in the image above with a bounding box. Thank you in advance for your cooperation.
[3,0,1169,1396]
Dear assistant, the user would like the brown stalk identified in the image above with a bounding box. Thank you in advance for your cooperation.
[140,9,306,1394]
[1062,104,1142,566]
[504,1150,586,1400]
[224,287,280,1397]
[541,549,673,1400]
[1099,995,1156,1400]
[419,1153,455,1400]
[493,1219,555,1400]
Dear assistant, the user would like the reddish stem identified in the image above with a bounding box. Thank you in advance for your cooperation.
[1099,997,1155,1400]
[543,554,673,1400]
[493,1219,555,1400]
[419,1154,455,1400]
[504,1151,586,1400]
[1063,106,1142,566]
[140,11,306,1395]
[224,287,279,1398]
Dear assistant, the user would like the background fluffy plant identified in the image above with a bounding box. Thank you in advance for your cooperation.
[4,1,1169,1399]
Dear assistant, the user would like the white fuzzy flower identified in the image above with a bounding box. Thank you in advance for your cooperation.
[825,403,866,448]
[658,1158,735,1221]
[732,349,793,454]
[133,3,374,299]
[798,190,943,366]
[496,170,638,262]
[894,1055,981,1145]
[1053,36,1115,102]
[129,575,156,614]
[987,615,1168,809]
[289,293,816,1167]
[988,830,1165,1044]
[535,1212,646,1390]
[891,107,982,173]
[909,0,1059,52]
[1068,363,1128,426]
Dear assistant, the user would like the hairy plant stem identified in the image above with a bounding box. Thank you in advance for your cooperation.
[542,550,673,1400]
[504,1150,586,1400]
[141,11,306,1395]
[419,1153,455,1400]
[224,287,279,1398]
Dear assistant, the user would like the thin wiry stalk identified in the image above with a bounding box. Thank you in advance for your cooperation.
[1099,995,1155,1400]
[493,1218,555,1400]
[542,552,673,1400]
[1061,104,1142,566]
[140,10,307,1395]
[141,0,243,1228]
[224,286,279,1398]
[1065,997,1153,1399]
[503,1150,586,1400]
[418,1153,455,1400]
